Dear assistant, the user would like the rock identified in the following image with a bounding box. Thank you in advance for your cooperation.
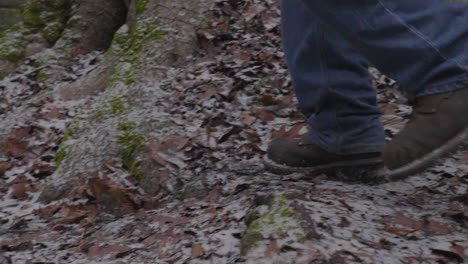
[24,34,49,57]
[0,0,26,9]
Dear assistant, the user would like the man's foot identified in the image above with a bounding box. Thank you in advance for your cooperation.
[384,87,468,180]
[264,137,385,183]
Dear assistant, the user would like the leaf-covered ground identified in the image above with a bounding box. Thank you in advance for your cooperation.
[1,0,467,263]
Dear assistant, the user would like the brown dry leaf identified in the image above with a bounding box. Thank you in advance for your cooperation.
[458,153,468,164]
[240,113,256,126]
[148,137,190,168]
[252,107,275,121]
[87,243,131,259]
[143,234,159,246]
[233,51,251,64]
[244,7,264,22]
[431,248,464,263]
[3,241,34,252]
[381,116,407,131]
[271,123,307,139]
[240,129,260,142]
[58,207,88,225]
[381,211,451,235]
[43,104,61,119]
[200,87,221,100]
[258,94,277,106]
[0,161,12,176]
[78,240,94,252]
[52,224,67,231]
[10,183,36,200]
[192,243,205,258]
[264,240,280,259]
[27,161,55,179]
[4,137,29,158]
[383,226,416,236]
[88,177,137,215]
[451,244,468,259]
[378,103,397,115]
[34,204,62,217]
[422,219,451,235]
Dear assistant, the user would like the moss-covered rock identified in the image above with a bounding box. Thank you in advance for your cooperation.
[0,23,29,62]
[105,20,168,89]
[241,194,304,253]
[41,20,66,43]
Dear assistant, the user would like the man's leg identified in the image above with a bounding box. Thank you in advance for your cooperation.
[277,0,468,177]
[266,0,385,175]
[299,0,468,98]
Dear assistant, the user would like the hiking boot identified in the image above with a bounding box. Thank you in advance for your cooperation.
[384,87,468,180]
[264,137,385,183]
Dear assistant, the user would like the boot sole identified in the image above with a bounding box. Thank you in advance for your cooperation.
[386,124,468,181]
[263,155,384,176]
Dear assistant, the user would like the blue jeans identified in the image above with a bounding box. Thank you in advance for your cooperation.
[281,0,468,155]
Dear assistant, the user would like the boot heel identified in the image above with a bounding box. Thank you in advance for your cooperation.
[331,163,387,184]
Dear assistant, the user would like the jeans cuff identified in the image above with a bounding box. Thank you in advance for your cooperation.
[416,74,468,98]
[308,131,384,155]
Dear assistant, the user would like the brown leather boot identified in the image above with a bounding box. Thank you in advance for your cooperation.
[265,137,384,183]
[384,87,468,180]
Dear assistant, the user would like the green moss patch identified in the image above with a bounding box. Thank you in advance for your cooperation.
[93,96,128,118]
[135,0,150,14]
[54,144,71,166]
[117,121,146,178]
[241,194,307,254]
[105,19,168,88]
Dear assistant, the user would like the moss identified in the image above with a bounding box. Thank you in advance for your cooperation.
[241,193,309,254]
[117,121,146,178]
[280,208,296,218]
[244,211,260,225]
[93,96,128,118]
[108,96,126,115]
[54,144,71,166]
[297,233,306,243]
[136,0,150,14]
[62,124,80,142]
[105,20,168,89]
[21,1,44,27]
[42,20,65,43]
[36,70,49,82]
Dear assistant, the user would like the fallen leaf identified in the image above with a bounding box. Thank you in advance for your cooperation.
[381,211,451,235]
[88,176,137,216]
[1,241,33,252]
[0,161,12,176]
[383,226,416,236]
[258,94,277,106]
[240,113,256,126]
[4,137,29,158]
[78,240,94,252]
[192,243,204,258]
[252,107,275,121]
[10,183,36,200]
[142,234,159,246]
[34,204,62,217]
[431,248,464,263]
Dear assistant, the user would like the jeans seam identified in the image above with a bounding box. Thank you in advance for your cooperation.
[377,0,468,72]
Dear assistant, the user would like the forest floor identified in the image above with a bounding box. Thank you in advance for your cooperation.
[0,0,467,263]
